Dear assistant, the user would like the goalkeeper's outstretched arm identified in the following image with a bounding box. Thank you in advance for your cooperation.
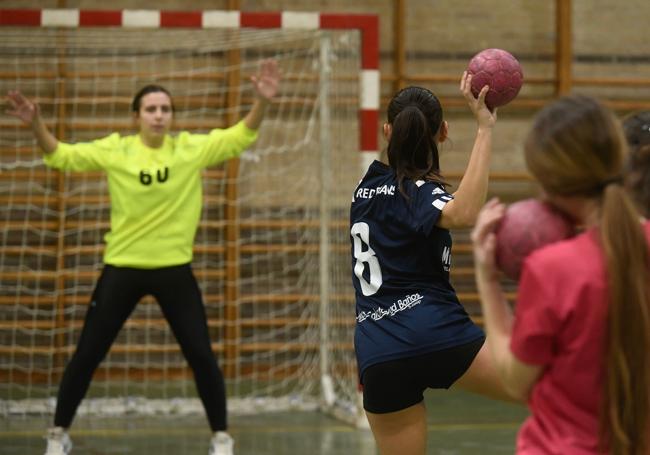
[243,59,281,131]
[6,90,58,154]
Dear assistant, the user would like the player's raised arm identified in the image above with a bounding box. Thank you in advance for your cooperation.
[6,90,58,154]
[243,59,281,131]
[437,72,496,229]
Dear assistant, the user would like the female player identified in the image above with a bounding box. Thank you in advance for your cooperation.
[350,73,512,455]
[623,111,650,216]
[472,95,650,454]
[6,59,280,455]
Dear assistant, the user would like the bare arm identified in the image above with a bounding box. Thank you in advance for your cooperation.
[437,73,497,229]
[6,90,58,154]
[471,198,544,401]
[243,59,281,131]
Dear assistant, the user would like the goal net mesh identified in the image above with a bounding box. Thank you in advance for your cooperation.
[0,23,364,423]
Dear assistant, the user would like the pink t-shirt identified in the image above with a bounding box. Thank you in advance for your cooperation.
[510,221,650,454]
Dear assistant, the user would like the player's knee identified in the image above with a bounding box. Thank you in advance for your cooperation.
[68,347,106,371]
[183,345,216,367]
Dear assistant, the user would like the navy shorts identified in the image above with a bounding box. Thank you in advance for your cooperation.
[361,337,485,414]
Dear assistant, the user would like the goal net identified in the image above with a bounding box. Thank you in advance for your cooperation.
[0,10,377,425]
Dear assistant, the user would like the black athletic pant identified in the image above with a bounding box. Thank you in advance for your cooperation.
[53,264,227,431]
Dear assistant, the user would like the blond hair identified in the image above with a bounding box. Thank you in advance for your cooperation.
[525,95,650,455]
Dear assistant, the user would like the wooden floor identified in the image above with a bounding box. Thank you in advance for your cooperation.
[0,389,528,454]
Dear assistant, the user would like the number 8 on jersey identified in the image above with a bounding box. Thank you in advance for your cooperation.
[351,222,383,296]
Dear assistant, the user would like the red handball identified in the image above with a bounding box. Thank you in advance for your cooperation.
[495,199,574,281]
[467,48,523,110]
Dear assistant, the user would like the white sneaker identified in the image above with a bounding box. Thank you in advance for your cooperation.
[44,427,72,455]
[208,431,234,455]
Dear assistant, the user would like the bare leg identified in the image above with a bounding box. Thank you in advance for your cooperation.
[365,401,427,455]
[453,340,522,404]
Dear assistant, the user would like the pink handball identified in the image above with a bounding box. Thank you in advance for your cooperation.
[495,199,574,281]
[467,48,523,110]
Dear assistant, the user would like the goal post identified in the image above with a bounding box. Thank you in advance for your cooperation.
[0,9,378,425]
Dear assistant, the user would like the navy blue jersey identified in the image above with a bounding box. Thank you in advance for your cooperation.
[351,160,484,378]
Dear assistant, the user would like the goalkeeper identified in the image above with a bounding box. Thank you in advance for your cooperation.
[6,59,280,455]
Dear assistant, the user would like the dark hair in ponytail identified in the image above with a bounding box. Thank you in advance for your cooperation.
[386,86,446,198]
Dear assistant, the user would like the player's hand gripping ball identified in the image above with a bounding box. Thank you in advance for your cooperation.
[467,48,523,111]
[495,199,574,281]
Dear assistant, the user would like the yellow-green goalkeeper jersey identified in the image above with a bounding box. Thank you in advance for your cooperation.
[44,121,258,268]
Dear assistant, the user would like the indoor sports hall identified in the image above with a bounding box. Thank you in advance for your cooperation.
[1,1,648,454]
